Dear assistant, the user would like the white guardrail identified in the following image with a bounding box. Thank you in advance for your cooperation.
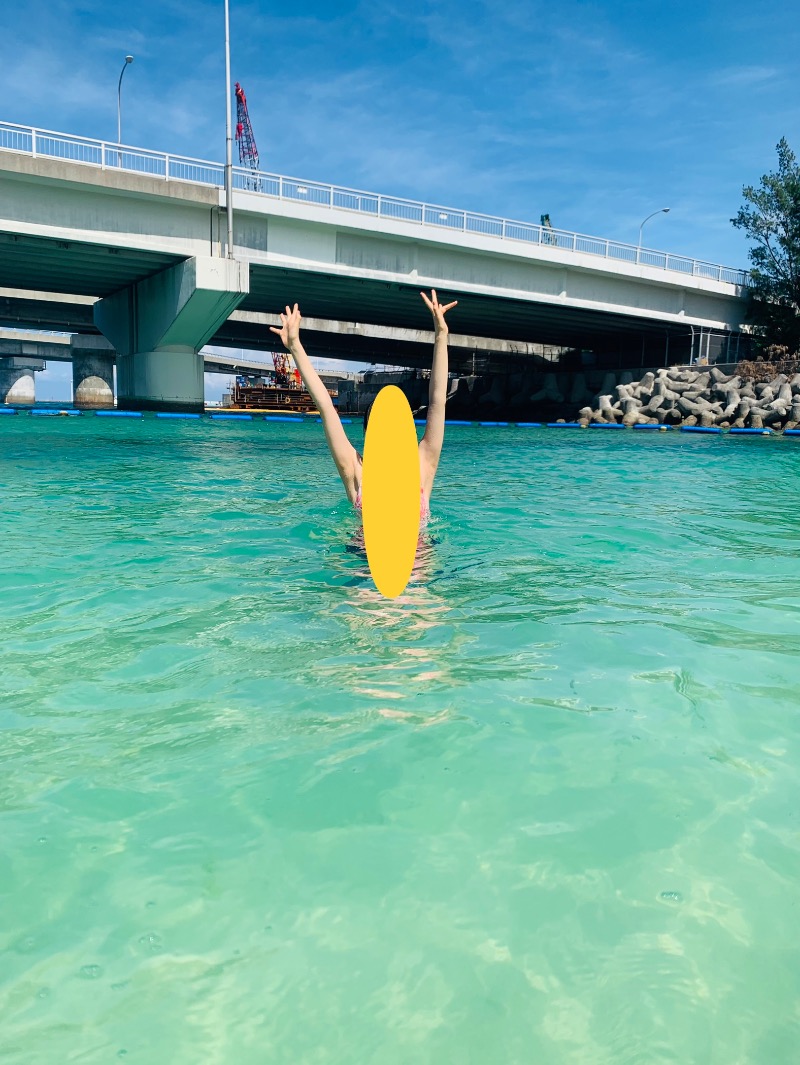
[0,120,749,286]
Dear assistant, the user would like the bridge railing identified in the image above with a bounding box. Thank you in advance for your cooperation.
[0,119,749,287]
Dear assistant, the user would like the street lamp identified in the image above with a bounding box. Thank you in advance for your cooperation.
[117,55,134,144]
[224,0,234,258]
[638,207,670,250]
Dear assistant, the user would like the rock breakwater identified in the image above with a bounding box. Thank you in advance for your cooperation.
[577,366,800,429]
[340,364,800,430]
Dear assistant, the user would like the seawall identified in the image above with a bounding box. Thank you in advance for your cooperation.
[338,363,800,430]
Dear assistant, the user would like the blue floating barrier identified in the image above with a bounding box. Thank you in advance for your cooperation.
[783,429,800,436]
[413,418,427,424]
[589,422,625,428]
[479,421,509,426]
[633,423,672,430]
[446,420,474,425]
[315,416,353,424]
[212,413,252,420]
[96,410,142,417]
[729,428,773,436]
[264,415,302,422]
[0,407,17,415]
[680,425,721,434]
[547,422,584,428]
[32,408,82,416]
[157,412,201,419]
[514,422,542,427]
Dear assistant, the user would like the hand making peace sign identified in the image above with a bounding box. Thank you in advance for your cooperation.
[420,289,457,336]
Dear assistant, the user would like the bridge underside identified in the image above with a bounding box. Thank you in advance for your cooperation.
[241,265,691,356]
[0,232,723,371]
[1,291,703,375]
[0,231,181,296]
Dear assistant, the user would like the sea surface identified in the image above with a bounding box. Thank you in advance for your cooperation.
[1,414,799,1064]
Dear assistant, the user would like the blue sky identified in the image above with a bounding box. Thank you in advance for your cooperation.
[3,0,798,399]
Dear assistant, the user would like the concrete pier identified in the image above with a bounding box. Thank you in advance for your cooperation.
[71,335,115,409]
[0,356,40,405]
[0,334,54,406]
[94,256,249,412]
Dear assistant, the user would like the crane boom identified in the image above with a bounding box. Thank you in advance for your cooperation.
[235,82,261,190]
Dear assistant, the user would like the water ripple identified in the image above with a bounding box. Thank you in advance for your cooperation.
[1,418,798,1063]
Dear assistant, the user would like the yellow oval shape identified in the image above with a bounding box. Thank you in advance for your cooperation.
[362,385,420,598]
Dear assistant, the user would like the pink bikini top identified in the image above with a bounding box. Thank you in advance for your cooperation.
[354,485,430,526]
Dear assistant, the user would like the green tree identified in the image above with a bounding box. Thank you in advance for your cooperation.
[732,137,800,354]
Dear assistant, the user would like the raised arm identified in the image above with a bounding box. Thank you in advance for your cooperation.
[418,289,457,498]
[270,305,359,501]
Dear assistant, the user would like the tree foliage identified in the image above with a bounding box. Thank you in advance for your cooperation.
[732,138,800,354]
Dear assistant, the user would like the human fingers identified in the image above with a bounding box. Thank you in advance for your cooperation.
[441,300,458,312]
[269,326,282,335]
[420,291,434,311]
[431,288,438,306]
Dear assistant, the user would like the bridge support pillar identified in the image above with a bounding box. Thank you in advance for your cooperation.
[94,256,249,412]
[71,335,115,409]
[0,357,42,405]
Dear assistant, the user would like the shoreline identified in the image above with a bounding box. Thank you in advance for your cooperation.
[342,362,800,431]
[3,403,800,435]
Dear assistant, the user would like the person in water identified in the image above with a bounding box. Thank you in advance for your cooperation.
[269,290,457,525]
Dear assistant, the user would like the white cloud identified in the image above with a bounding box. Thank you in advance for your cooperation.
[709,65,778,88]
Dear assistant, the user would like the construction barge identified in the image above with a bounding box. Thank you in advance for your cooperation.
[221,353,337,413]
[226,377,326,413]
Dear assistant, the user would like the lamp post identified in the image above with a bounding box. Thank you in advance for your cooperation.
[117,55,134,145]
[224,0,234,258]
[637,208,670,262]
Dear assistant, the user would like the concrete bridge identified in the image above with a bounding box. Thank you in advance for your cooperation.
[0,120,750,411]
[0,327,286,407]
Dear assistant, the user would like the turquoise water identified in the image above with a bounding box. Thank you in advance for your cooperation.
[2,415,799,1064]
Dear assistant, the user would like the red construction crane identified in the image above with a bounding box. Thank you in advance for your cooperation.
[235,82,261,189]
[272,352,294,389]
